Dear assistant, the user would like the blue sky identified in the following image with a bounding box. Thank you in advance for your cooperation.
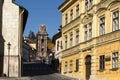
[15,0,65,38]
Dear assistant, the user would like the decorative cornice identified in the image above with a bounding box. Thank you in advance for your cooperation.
[62,30,120,58]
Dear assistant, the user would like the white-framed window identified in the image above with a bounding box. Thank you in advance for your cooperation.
[70,33,73,47]
[85,0,93,11]
[65,35,68,49]
[69,60,73,72]
[112,10,119,31]
[64,61,68,72]
[89,23,92,39]
[70,9,73,22]
[84,23,92,41]
[99,16,105,35]
[76,30,79,44]
[57,41,59,51]
[99,55,105,70]
[112,52,119,69]
[76,4,79,17]
[65,14,68,25]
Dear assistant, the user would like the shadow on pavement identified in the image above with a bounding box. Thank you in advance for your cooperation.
[22,63,56,76]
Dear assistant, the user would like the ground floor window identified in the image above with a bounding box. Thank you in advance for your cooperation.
[99,55,105,70]
[69,60,73,72]
[64,61,67,73]
[112,52,118,69]
[75,59,79,72]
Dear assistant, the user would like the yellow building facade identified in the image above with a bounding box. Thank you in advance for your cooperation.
[59,0,120,80]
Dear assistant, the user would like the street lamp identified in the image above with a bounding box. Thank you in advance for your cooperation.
[7,42,11,77]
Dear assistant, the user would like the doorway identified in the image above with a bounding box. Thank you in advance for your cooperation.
[85,55,91,80]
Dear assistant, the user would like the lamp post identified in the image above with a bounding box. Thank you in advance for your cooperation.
[7,42,11,77]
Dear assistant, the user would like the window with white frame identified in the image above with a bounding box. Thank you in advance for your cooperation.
[65,14,68,25]
[84,23,92,41]
[99,55,105,70]
[57,41,59,51]
[64,61,68,72]
[76,4,79,17]
[85,0,93,11]
[70,9,73,22]
[65,35,68,49]
[60,41,62,49]
[99,16,105,35]
[89,23,92,39]
[76,30,79,44]
[69,60,73,72]
[70,33,73,47]
[85,0,88,11]
[112,10,119,31]
[112,52,119,69]
[89,0,93,8]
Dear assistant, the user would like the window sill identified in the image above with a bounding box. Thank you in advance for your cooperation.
[63,71,67,74]
[98,69,105,72]
[69,71,72,73]
[110,68,119,71]
[74,70,78,72]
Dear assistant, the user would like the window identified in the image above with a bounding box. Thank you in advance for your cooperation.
[89,0,93,8]
[99,55,105,70]
[76,30,79,44]
[75,59,79,71]
[69,60,73,72]
[64,61,68,72]
[85,0,89,11]
[84,25,88,41]
[99,16,105,35]
[112,11,119,31]
[85,0,93,11]
[89,23,92,39]
[57,41,59,51]
[65,36,68,49]
[84,23,92,41]
[70,9,73,21]
[60,41,62,49]
[112,52,118,69]
[65,14,68,25]
[70,33,73,47]
[76,4,79,17]
[41,48,44,55]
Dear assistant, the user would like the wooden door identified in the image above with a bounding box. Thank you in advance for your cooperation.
[85,55,91,80]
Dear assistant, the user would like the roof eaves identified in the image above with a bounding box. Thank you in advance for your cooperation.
[58,0,70,10]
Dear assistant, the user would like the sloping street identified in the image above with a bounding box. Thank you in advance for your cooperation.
[0,73,78,80]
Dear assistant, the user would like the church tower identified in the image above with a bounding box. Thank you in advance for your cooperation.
[37,24,48,63]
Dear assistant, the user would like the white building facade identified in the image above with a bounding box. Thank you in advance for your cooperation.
[2,0,28,77]
[55,37,62,63]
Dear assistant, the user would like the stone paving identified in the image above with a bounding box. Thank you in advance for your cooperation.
[0,73,78,80]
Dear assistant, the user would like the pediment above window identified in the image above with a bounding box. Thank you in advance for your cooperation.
[82,13,93,24]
